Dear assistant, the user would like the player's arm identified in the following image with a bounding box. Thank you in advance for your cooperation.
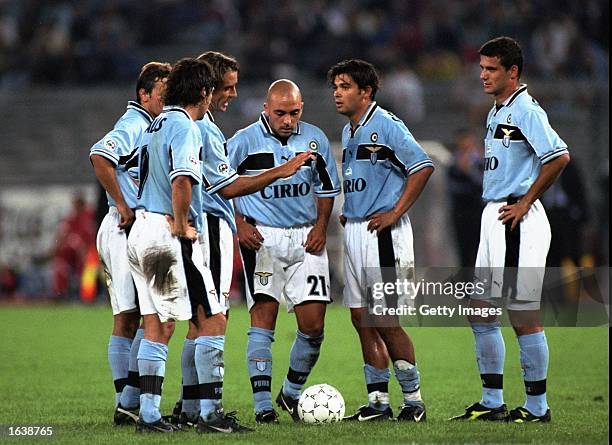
[218,152,314,199]
[304,197,334,254]
[367,166,433,233]
[90,154,134,229]
[169,176,198,241]
[499,153,570,230]
[235,209,264,251]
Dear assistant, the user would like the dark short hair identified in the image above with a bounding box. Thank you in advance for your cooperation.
[197,51,239,89]
[479,36,523,78]
[327,59,380,100]
[163,58,216,108]
[135,61,171,103]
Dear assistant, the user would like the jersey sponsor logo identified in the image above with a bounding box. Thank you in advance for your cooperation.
[308,140,319,152]
[343,178,366,193]
[104,139,117,151]
[260,182,311,199]
[370,132,378,142]
[484,156,499,171]
[507,113,512,124]
[255,271,273,286]
[217,163,230,174]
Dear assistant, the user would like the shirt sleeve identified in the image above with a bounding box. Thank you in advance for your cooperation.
[520,108,569,164]
[226,131,247,171]
[201,127,239,194]
[388,121,434,176]
[168,125,202,184]
[311,133,341,197]
[89,120,141,167]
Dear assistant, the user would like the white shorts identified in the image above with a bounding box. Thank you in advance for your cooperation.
[343,214,415,309]
[474,199,551,311]
[96,207,137,315]
[240,224,331,312]
[201,215,233,311]
[127,211,222,323]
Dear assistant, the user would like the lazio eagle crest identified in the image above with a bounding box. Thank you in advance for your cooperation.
[255,271,273,286]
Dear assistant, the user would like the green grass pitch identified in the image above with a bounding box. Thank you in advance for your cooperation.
[0,303,607,444]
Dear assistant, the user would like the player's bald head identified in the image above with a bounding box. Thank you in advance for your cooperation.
[266,79,302,103]
[263,79,303,139]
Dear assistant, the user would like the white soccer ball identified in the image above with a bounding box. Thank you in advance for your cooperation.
[297,384,345,424]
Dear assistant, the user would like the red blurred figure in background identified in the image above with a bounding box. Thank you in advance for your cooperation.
[52,195,96,299]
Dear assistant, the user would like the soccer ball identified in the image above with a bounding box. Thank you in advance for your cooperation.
[297,384,345,424]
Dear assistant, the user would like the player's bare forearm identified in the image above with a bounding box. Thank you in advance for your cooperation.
[305,197,334,254]
[220,170,280,199]
[314,197,334,230]
[91,154,134,228]
[91,155,129,208]
[393,166,433,216]
[219,152,314,199]
[367,166,433,232]
[521,154,570,207]
[499,153,570,229]
[171,175,195,239]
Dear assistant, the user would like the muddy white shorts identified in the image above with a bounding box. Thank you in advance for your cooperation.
[343,213,415,309]
[97,206,137,315]
[127,210,222,322]
[240,224,331,312]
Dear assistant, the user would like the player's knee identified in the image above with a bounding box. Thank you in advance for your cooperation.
[113,311,140,337]
[299,322,324,338]
[250,299,278,330]
[350,309,364,329]
[377,325,407,343]
[160,321,176,341]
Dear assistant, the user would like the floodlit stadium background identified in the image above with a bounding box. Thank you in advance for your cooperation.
[0,0,608,301]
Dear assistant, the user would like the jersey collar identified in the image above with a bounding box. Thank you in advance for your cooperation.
[127,101,154,123]
[349,101,378,137]
[501,84,528,108]
[258,112,302,136]
[358,101,378,127]
[205,110,215,122]
[163,105,191,120]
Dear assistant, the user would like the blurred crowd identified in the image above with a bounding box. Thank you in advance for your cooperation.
[0,0,609,88]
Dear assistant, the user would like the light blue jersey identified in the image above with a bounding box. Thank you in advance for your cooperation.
[89,101,153,208]
[197,111,237,233]
[227,113,340,228]
[483,84,568,201]
[135,106,204,232]
[341,102,434,220]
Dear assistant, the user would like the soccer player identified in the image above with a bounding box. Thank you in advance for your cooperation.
[228,79,340,423]
[171,53,314,431]
[167,50,240,428]
[450,37,570,423]
[328,59,433,422]
[126,57,218,433]
[89,61,170,425]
